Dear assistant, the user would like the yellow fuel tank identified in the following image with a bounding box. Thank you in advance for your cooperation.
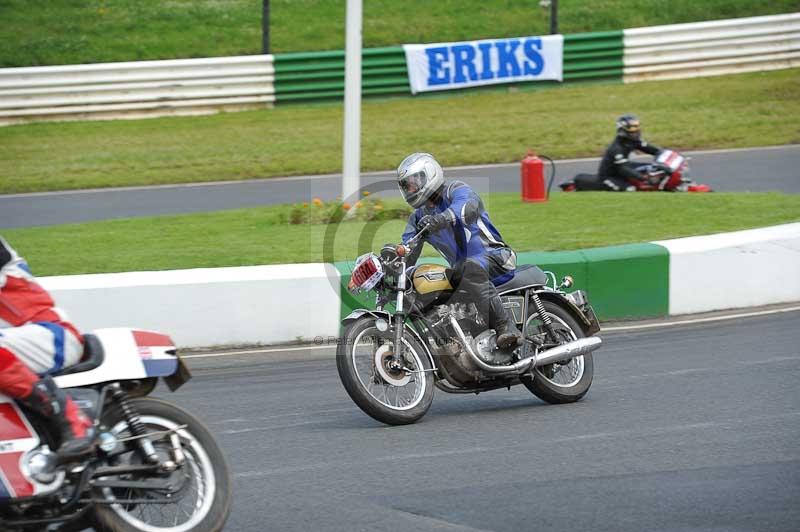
[412,264,453,294]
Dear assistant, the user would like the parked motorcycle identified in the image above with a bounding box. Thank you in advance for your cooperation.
[336,226,603,425]
[0,328,231,532]
[560,149,712,192]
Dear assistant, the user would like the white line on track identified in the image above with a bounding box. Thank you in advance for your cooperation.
[183,344,333,359]
[4,144,797,199]
[182,305,800,360]
[602,305,800,332]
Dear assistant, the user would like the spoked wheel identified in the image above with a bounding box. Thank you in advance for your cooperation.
[336,317,434,425]
[92,398,231,532]
[520,300,594,404]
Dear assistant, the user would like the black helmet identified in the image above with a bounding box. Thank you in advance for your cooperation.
[616,114,641,142]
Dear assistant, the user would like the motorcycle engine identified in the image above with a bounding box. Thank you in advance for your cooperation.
[426,304,512,386]
[471,329,499,364]
[426,303,480,385]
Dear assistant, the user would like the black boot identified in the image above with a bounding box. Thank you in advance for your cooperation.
[18,376,95,460]
[454,260,523,351]
[488,297,523,350]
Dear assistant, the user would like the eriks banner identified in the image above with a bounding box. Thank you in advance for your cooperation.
[403,35,564,94]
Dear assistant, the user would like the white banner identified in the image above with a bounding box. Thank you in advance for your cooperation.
[403,35,563,94]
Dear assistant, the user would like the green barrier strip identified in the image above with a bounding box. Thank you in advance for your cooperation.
[336,242,668,330]
[275,46,409,102]
[517,243,668,319]
[563,30,624,81]
[582,243,669,319]
[274,31,624,104]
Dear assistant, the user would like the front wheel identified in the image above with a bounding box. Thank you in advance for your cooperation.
[92,397,232,532]
[337,316,434,425]
[520,300,594,404]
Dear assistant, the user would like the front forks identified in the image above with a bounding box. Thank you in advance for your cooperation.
[389,255,409,369]
[390,313,406,370]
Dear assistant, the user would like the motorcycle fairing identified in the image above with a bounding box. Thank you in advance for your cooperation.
[655,149,685,172]
[0,397,40,500]
[54,328,178,389]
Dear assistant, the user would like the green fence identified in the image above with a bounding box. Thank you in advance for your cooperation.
[274,46,408,103]
[563,30,623,82]
[273,31,623,104]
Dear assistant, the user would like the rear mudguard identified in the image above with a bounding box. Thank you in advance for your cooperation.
[537,290,601,336]
[341,310,436,369]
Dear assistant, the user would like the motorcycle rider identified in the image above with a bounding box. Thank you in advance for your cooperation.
[0,236,94,458]
[397,152,523,350]
[595,114,661,191]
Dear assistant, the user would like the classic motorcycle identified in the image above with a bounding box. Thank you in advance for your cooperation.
[560,148,713,192]
[0,328,231,532]
[336,226,603,425]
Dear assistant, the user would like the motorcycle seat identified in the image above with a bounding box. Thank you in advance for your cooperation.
[51,333,105,377]
[496,264,548,293]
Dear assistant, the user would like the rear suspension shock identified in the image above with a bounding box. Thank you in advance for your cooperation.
[109,384,159,463]
[531,292,558,342]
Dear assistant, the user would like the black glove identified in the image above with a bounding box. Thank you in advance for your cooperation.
[416,211,454,233]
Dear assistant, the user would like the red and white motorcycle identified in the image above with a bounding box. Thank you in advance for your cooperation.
[561,149,713,192]
[0,329,231,532]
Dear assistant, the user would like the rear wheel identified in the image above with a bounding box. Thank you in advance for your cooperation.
[92,398,231,532]
[520,300,594,404]
[337,317,434,425]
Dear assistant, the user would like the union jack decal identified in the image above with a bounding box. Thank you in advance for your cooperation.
[0,399,38,499]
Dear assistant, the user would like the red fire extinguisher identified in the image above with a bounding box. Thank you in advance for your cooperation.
[521,150,547,202]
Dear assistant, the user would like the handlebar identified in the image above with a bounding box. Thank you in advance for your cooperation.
[377,225,428,266]
[404,223,430,248]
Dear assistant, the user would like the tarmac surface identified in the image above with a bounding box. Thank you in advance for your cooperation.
[150,308,800,531]
[2,145,799,229]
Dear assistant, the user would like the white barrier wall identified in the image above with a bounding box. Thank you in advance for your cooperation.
[623,13,800,83]
[34,224,800,348]
[0,55,276,125]
[655,223,800,315]
[39,263,341,348]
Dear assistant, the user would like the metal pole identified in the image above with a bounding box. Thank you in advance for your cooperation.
[342,0,362,202]
[550,0,559,35]
[262,0,270,53]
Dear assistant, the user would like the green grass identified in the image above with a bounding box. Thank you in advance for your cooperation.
[5,192,799,277]
[1,0,798,66]
[1,69,799,194]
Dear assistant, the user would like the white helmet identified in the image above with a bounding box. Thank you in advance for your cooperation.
[397,152,444,208]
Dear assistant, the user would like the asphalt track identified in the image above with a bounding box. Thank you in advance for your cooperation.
[2,145,799,229]
[146,308,800,532]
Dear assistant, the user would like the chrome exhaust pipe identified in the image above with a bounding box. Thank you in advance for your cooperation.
[532,336,602,367]
[449,316,602,375]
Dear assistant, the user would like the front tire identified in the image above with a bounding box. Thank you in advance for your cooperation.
[92,397,232,532]
[337,317,434,425]
[521,300,594,404]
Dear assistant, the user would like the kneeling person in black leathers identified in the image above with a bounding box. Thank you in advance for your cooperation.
[397,152,523,350]
[596,114,661,191]
[570,114,662,191]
